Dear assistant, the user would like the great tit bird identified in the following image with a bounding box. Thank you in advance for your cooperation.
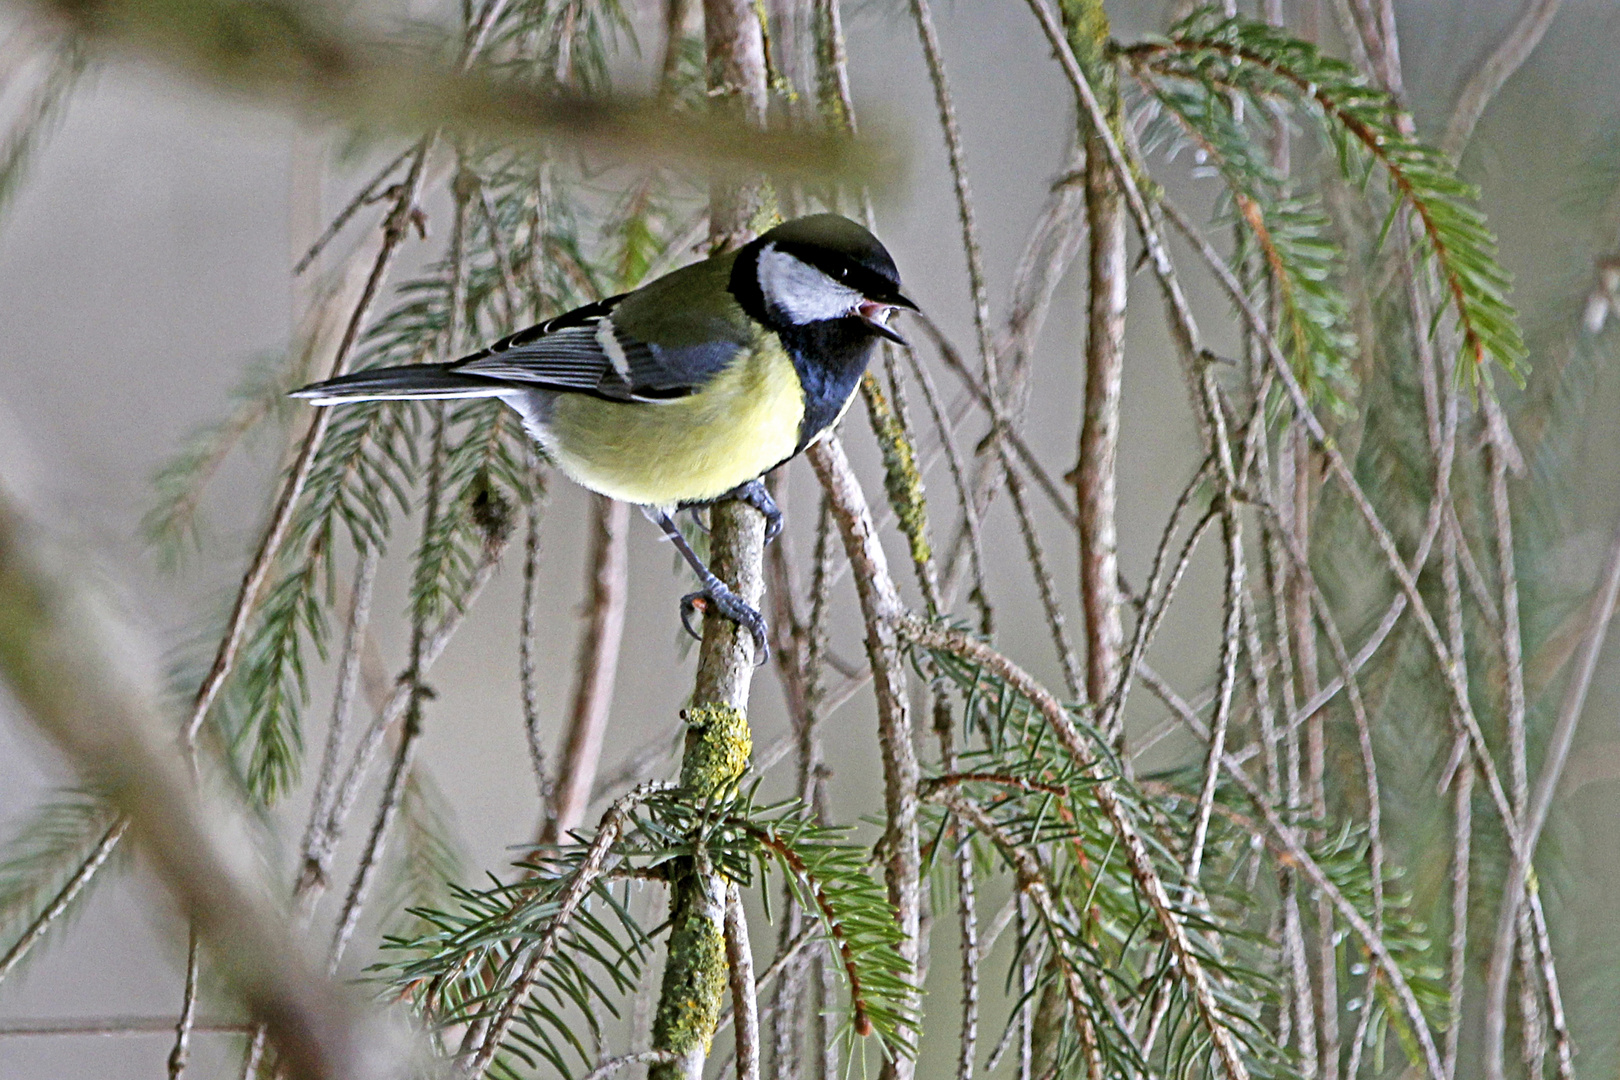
[293,213,915,661]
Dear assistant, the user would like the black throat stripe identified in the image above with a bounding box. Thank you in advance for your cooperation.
[779,318,881,453]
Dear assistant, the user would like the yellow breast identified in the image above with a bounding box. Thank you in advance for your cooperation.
[545,344,804,507]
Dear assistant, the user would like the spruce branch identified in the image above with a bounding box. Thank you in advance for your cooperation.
[0,806,125,985]
[462,783,665,1078]
[731,814,914,1050]
[895,616,1253,1080]
[1131,67,1355,407]
[1122,11,1527,381]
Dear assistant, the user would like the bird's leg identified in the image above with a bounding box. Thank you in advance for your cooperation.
[678,478,780,543]
[644,507,770,664]
[718,478,783,543]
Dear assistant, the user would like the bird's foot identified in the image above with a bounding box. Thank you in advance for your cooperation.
[723,478,783,544]
[679,579,770,665]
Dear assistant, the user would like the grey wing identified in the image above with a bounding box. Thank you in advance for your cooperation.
[450,309,745,403]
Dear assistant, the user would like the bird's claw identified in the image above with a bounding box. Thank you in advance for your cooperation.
[679,584,771,665]
[726,479,783,544]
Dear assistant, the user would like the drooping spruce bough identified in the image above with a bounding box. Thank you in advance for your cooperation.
[0,1,1610,1080]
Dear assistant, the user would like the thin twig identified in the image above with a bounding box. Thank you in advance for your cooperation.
[314,540,506,869]
[712,920,820,1040]
[1098,457,1215,745]
[582,1050,680,1080]
[1444,752,1474,1080]
[0,817,127,984]
[1483,389,1549,1080]
[184,142,430,748]
[901,342,988,619]
[1002,457,1082,699]
[543,495,630,842]
[1485,502,1620,1079]
[296,546,380,907]
[292,145,415,276]
[167,932,200,1080]
[0,1017,255,1037]
[1185,510,1243,887]
[928,676,978,1080]
[904,0,995,391]
[806,437,921,1080]
[1528,889,1576,1080]
[724,882,760,1080]
[921,317,1078,531]
[1441,0,1563,158]
[519,496,550,802]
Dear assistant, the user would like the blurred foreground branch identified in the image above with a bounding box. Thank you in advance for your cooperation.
[0,477,409,1080]
[18,0,888,183]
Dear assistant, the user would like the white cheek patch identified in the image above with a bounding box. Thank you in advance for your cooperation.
[757,243,864,324]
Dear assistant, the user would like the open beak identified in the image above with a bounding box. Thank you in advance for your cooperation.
[858,294,917,346]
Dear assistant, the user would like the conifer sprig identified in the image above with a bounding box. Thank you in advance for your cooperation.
[1132,77,1356,409]
[0,791,123,980]
[385,784,915,1075]
[1121,9,1527,383]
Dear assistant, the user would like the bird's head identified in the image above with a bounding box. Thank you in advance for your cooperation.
[732,214,918,344]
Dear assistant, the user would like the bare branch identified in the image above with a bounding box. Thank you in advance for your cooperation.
[0,1016,254,1037]
[519,497,551,802]
[167,933,200,1079]
[583,1051,680,1080]
[296,547,379,908]
[1441,0,1563,158]
[725,883,761,1080]
[543,495,630,842]
[806,437,921,1080]
[905,0,995,389]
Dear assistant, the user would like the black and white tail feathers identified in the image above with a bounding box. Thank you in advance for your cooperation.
[291,364,511,405]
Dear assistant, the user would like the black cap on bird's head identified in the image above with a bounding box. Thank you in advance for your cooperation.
[732,213,918,344]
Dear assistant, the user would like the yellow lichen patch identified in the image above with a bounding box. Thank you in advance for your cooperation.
[648,882,729,1080]
[860,373,933,586]
[679,702,752,800]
